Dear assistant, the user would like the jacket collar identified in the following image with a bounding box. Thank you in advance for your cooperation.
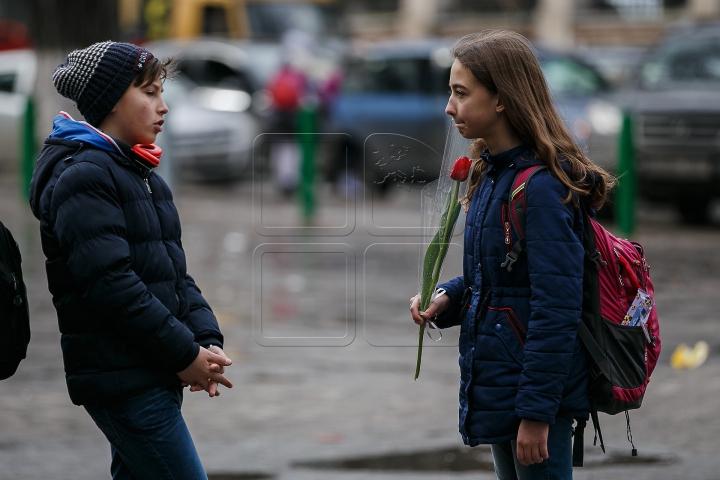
[48,112,156,173]
[481,144,542,175]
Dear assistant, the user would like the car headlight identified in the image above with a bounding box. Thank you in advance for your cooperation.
[587,100,622,136]
[192,87,252,113]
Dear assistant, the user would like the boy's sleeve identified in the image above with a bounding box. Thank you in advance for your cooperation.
[433,275,465,329]
[184,274,224,349]
[52,162,198,372]
[514,173,584,424]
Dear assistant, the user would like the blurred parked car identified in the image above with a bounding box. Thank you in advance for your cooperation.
[158,72,262,181]
[619,23,720,224]
[328,39,621,195]
[146,39,275,180]
[148,36,345,186]
[0,48,35,173]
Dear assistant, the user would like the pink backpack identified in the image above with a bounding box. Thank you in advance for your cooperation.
[502,165,661,466]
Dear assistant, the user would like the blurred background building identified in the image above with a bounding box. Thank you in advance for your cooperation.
[1,0,720,221]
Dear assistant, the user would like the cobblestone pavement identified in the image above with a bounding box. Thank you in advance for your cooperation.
[1,173,720,480]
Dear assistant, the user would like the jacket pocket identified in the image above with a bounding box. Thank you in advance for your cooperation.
[486,306,526,365]
[489,306,526,346]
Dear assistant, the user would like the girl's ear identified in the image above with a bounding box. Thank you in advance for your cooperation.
[495,94,505,115]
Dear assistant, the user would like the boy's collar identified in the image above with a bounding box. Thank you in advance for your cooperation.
[49,112,158,170]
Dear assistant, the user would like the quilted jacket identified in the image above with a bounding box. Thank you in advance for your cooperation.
[29,113,223,406]
[436,144,590,446]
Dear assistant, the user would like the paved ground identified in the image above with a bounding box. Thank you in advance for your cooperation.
[2,172,720,479]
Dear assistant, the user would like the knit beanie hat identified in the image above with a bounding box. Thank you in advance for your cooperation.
[53,41,154,126]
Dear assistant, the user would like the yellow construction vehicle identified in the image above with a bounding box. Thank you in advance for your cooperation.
[119,0,337,40]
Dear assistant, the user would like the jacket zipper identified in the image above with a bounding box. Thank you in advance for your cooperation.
[11,272,21,306]
[144,177,152,194]
[502,203,512,253]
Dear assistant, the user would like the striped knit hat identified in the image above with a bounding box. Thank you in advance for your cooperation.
[53,41,154,126]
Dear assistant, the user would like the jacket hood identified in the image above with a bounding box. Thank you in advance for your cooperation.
[29,112,129,218]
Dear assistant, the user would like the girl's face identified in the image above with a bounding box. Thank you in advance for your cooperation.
[445,59,503,141]
[101,78,168,145]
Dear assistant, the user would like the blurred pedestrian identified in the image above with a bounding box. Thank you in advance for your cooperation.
[266,60,307,196]
[410,30,615,480]
[28,41,232,480]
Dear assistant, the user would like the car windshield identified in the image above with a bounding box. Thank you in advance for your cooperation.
[343,55,450,95]
[541,58,604,95]
[642,36,720,89]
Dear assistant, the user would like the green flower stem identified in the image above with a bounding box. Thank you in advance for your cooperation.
[415,180,461,380]
[414,323,425,381]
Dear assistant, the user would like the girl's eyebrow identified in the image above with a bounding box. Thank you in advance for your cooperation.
[450,83,467,90]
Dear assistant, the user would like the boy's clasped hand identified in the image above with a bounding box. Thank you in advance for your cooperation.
[178,346,233,397]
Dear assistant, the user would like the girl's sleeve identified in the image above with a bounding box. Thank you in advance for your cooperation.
[514,172,584,424]
[52,162,199,373]
[433,276,465,328]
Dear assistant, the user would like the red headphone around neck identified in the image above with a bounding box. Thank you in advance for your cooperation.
[131,144,163,167]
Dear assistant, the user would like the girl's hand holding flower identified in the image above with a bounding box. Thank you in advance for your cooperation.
[410,293,450,327]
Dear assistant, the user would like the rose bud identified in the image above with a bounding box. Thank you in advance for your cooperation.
[450,156,472,182]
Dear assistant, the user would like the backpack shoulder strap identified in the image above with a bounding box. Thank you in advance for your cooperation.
[500,165,547,272]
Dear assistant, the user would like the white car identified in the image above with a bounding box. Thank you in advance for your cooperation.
[145,39,274,181]
[158,73,261,181]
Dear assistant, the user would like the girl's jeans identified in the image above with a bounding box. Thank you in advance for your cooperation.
[84,385,207,480]
[491,415,574,480]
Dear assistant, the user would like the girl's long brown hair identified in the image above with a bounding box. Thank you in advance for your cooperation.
[453,30,615,209]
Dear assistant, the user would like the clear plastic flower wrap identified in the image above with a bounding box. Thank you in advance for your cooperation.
[414,121,472,380]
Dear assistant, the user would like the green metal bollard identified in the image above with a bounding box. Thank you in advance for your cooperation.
[20,96,36,200]
[297,105,317,224]
[615,111,636,236]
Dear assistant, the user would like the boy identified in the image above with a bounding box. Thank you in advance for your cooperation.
[29,41,231,479]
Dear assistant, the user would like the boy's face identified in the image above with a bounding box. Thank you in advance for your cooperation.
[101,77,168,145]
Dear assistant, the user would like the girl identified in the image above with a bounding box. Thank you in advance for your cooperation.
[410,30,614,479]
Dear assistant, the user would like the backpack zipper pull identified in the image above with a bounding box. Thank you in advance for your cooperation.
[504,221,511,245]
[144,177,152,194]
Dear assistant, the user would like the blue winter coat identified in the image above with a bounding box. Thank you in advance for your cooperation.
[436,144,590,446]
[29,113,223,406]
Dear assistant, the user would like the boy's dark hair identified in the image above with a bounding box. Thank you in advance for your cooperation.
[134,56,176,88]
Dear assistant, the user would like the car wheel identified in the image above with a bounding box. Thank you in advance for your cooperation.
[677,197,711,225]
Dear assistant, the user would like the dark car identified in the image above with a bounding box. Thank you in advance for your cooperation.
[329,39,621,195]
[620,24,720,224]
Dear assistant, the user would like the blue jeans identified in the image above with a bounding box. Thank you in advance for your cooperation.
[84,385,207,480]
[491,416,574,480]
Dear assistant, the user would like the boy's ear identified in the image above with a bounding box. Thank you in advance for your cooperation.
[110,106,118,114]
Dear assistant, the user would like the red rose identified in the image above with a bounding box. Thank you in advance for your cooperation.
[450,156,471,182]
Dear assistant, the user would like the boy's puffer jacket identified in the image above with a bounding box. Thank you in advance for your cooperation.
[436,144,590,446]
[29,114,223,406]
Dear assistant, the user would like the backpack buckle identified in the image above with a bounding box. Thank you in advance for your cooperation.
[589,250,606,270]
[501,251,519,272]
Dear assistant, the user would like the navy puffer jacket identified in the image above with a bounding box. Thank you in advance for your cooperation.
[436,145,589,446]
[29,113,223,406]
